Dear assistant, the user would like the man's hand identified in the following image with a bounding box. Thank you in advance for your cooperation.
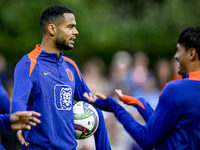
[17,130,30,147]
[83,92,121,112]
[10,111,41,130]
[115,89,123,100]
[83,92,107,103]
[83,92,96,103]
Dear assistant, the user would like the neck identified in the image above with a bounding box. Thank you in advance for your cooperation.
[40,39,61,57]
[187,60,200,73]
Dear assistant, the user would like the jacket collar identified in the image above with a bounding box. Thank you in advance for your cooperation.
[183,71,200,81]
[34,44,64,63]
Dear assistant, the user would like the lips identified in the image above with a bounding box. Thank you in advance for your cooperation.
[70,40,74,44]
[70,36,76,40]
[176,59,180,70]
[70,37,76,44]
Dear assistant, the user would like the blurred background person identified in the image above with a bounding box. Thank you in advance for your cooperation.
[125,51,158,109]
[109,50,133,97]
[0,53,20,150]
[154,57,174,91]
[81,56,110,94]
[0,54,10,114]
[106,51,142,150]
[0,54,10,150]
[126,52,154,97]
[77,56,110,150]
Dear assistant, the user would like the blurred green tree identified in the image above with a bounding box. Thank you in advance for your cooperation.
[0,0,200,69]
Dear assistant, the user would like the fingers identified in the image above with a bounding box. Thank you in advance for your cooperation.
[25,120,36,128]
[15,111,41,118]
[22,115,41,130]
[29,111,41,117]
[115,89,123,100]
[10,111,41,130]
[83,92,95,103]
[29,116,41,125]
[16,130,29,147]
[21,124,31,130]
[83,92,108,103]
[95,93,107,100]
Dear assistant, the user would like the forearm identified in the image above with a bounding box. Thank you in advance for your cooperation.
[95,97,139,127]
[94,97,155,149]
[122,95,154,121]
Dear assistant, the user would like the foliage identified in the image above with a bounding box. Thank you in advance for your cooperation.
[0,0,200,68]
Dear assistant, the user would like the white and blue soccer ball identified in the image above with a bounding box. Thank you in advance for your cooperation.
[73,101,99,140]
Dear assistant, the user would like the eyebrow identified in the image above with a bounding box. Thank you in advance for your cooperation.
[68,23,76,27]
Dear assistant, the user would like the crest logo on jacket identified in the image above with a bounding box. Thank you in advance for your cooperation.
[54,85,72,110]
[66,69,74,82]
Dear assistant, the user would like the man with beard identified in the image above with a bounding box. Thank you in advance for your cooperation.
[83,26,200,149]
[11,5,111,150]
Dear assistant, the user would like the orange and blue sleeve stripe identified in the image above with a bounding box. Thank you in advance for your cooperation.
[122,95,154,121]
[122,95,145,110]
[28,44,42,77]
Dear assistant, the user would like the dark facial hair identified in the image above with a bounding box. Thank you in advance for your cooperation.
[55,37,73,51]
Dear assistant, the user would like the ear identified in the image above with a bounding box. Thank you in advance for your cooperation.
[188,47,197,61]
[47,24,57,36]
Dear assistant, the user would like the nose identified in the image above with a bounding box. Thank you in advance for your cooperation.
[74,27,79,35]
[174,51,178,59]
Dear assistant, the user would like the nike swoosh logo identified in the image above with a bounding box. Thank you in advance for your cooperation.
[44,72,51,75]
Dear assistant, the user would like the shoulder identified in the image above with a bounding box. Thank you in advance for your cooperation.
[15,55,31,70]
[160,79,185,99]
[163,79,188,91]
[14,54,33,78]
[62,56,76,64]
[160,79,188,101]
[158,79,198,111]
[62,56,80,70]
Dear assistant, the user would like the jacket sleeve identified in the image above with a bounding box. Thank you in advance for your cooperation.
[94,83,182,149]
[0,114,11,130]
[11,58,33,113]
[74,65,111,150]
[121,95,154,121]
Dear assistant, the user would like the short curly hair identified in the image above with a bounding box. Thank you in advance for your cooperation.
[178,26,200,57]
[40,5,73,33]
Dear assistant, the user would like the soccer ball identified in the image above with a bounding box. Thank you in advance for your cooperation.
[73,101,99,140]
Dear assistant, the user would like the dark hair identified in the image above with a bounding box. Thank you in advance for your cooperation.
[178,26,200,56]
[40,5,73,33]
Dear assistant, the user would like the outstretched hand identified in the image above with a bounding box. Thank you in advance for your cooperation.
[115,89,123,100]
[83,92,107,103]
[10,111,41,130]
[83,91,124,113]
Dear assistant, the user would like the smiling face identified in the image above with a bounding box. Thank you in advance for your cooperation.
[174,43,190,75]
[55,13,79,51]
